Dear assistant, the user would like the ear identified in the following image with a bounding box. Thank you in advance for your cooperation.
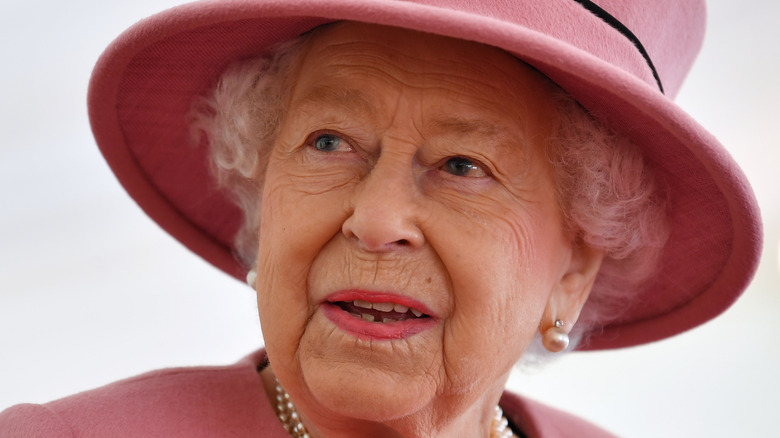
[539,243,605,334]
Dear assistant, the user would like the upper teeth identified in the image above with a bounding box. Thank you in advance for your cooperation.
[352,300,423,316]
[372,302,394,312]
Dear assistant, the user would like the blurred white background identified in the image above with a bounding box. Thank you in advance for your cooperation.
[0,1,778,437]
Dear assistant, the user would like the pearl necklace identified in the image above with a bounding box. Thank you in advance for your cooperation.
[274,378,309,438]
[490,405,516,438]
[273,378,515,438]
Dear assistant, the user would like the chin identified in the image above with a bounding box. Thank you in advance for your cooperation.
[297,346,438,423]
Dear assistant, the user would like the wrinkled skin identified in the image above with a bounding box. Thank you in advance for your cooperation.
[255,22,603,438]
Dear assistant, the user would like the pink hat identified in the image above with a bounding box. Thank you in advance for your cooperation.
[88,0,762,350]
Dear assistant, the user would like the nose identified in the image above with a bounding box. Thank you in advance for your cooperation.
[342,155,425,252]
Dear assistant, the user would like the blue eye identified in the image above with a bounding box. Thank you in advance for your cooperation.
[314,134,343,152]
[442,157,485,177]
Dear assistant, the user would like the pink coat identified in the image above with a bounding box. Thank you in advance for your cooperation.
[0,350,617,437]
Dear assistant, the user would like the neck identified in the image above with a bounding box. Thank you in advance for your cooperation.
[259,366,512,438]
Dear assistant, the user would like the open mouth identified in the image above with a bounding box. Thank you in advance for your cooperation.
[332,300,430,323]
[322,293,437,340]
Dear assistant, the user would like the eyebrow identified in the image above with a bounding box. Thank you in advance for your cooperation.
[428,117,503,139]
[293,85,519,153]
[428,116,528,165]
[294,84,377,117]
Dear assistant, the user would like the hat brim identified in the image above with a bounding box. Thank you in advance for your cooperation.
[88,0,762,350]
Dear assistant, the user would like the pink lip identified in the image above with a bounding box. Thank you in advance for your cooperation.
[322,289,437,341]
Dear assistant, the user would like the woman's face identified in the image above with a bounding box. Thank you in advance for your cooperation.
[256,22,590,431]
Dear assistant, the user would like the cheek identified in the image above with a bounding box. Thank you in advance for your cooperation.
[429,196,566,365]
[255,161,355,357]
[258,158,355,268]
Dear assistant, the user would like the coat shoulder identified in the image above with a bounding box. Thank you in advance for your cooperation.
[0,403,75,437]
[0,351,284,438]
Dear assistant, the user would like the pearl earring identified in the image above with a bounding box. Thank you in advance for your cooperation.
[542,319,569,352]
[246,269,257,289]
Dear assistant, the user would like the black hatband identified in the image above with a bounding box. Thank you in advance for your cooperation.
[571,0,664,93]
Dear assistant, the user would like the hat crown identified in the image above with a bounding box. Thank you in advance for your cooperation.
[593,0,706,97]
[395,0,705,97]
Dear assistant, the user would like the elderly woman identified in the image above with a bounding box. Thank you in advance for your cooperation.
[0,0,762,437]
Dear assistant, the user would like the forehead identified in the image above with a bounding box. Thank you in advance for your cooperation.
[299,22,527,84]
[298,22,554,103]
[289,22,560,127]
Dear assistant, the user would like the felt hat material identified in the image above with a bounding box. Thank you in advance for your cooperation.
[88,0,762,350]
